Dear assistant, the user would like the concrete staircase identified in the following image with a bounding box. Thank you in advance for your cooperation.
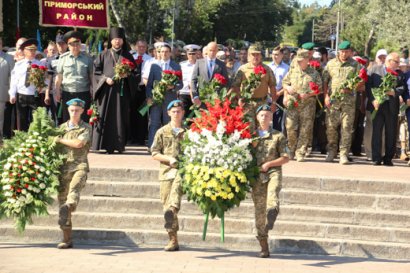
[1,168,410,260]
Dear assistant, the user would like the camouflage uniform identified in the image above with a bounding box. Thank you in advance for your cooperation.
[151,123,185,233]
[252,129,288,240]
[323,57,360,158]
[58,120,91,229]
[232,63,276,132]
[282,65,322,158]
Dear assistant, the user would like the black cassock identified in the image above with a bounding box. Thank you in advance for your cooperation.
[92,49,137,153]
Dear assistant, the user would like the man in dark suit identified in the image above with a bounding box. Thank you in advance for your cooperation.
[366,52,405,166]
[146,43,182,149]
[190,41,229,106]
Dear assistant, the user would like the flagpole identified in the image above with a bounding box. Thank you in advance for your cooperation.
[16,0,20,40]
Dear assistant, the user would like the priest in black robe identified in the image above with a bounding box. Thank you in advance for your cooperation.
[92,27,137,154]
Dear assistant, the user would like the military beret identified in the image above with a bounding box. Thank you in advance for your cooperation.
[296,49,310,61]
[167,100,184,110]
[19,39,38,50]
[66,98,85,108]
[63,31,83,44]
[301,42,315,50]
[249,43,263,54]
[256,104,272,114]
[338,40,351,50]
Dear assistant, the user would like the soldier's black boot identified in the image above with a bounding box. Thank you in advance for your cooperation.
[164,231,179,251]
[57,227,73,249]
[257,237,270,258]
[265,207,279,231]
[164,206,177,229]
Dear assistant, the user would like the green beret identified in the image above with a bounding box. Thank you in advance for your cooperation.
[338,40,351,50]
[301,42,315,50]
[66,98,85,108]
[256,104,271,114]
[167,100,183,110]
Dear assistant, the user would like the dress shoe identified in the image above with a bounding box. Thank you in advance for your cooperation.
[372,161,382,166]
[383,160,394,166]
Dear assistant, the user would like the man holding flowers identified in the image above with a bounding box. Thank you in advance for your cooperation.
[146,43,182,149]
[323,41,364,164]
[282,49,322,162]
[54,98,91,249]
[151,100,185,251]
[252,104,289,258]
[231,43,276,132]
[8,39,43,131]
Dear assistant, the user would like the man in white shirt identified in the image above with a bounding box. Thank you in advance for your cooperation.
[179,44,200,117]
[268,46,289,132]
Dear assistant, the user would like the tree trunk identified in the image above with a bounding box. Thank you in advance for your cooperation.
[109,0,131,41]
[364,26,374,57]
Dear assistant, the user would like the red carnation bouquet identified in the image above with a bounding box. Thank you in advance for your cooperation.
[286,95,300,110]
[29,64,48,96]
[197,73,227,104]
[139,70,182,116]
[371,68,398,119]
[113,58,136,81]
[86,104,100,126]
[241,65,267,101]
[309,60,322,73]
[309,81,323,108]
[331,67,368,101]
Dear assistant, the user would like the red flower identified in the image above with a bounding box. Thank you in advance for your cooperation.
[355,57,367,66]
[386,68,398,76]
[172,70,183,80]
[163,70,173,75]
[359,68,368,82]
[213,73,227,85]
[309,81,320,95]
[17,188,21,193]
[87,109,93,116]
[254,65,267,75]
[121,58,135,69]
[39,66,47,71]
[89,121,94,125]
[31,64,39,69]
[135,55,144,65]
[31,178,35,181]
[309,60,321,68]
[25,183,30,187]
[294,101,299,108]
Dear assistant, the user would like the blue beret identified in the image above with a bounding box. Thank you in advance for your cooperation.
[66,98,85,108]
[256,104,272,114]
[167,100,183,110]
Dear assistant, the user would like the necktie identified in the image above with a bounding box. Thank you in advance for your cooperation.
[25,61,32,87]
[208,60,214,78]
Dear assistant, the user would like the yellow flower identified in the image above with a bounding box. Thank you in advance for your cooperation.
[186,164,194,172]
[196,187,203,196]
[185,174,192,183]
[201,182,207,189]
[211,195,217,201]
[203,173,210,181]
[229,175,237,187]
[220,192,228,199]
[235,186,240,192]
[228,193,234,199]
[236,172,247,183]
[222,169,231,179]
[205,190,212,197]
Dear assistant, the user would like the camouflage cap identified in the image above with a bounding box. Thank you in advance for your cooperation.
[296,49,310,61]
[249,44,262,54]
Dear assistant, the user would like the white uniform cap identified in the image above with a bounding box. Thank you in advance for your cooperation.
[183,44,201,52]
[376,49,388,59]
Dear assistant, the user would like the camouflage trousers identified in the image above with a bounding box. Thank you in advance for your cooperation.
[160,174,183,232]
[245,98,268,133]
[326,96,356,156]
[286,97,316,156]
[58,169,88,228]
[251,171,282,240]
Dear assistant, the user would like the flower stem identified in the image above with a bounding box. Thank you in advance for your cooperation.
[202,212,209,241]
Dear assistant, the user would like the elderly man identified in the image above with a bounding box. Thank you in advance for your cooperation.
[55,31,93,123]
[190,41,229,106]
[0,37,15,141]
[366,52,405,166]
[323,41,363,164]
[8,39,43,131]
[231,43,276,132]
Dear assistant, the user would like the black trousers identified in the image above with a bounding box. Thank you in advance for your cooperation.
[128,85,148,145]
[3,102,16,138]
[371,103,397,162]
[16,93,40,132]
[351,108,365,155]
[61,91,91,123]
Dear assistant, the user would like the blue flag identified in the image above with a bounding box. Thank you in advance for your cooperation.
[36,29,43,51]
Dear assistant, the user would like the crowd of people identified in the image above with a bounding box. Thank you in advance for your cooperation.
[1,27,410,255]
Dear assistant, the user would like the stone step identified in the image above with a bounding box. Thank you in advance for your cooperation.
[1,225,409,260]
[4,211,410,244]
[82,180,410,211]
[63,196,410,228]
[88,168,410,196]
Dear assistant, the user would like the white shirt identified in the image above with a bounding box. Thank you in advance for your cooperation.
[268,61,289,90]
[131,52,152,85]
[9,58,43,98]
[180,60,195,95]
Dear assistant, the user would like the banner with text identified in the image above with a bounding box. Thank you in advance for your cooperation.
[39,0,109,29]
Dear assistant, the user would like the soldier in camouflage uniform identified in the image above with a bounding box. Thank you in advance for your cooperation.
[282,49,322,162]
[252,104,289,258]
[231,44,276,132]
[151,100,185,251]
[55,98,91,249]
[323,41,363,164]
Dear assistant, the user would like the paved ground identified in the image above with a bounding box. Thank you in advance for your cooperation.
[0,243,409,273]
[89,146,409,182]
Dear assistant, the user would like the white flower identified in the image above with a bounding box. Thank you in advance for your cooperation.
[33,132,40,136]
[18,196,26,202]
[39,183,46,189]
[2,184,11,190]
[22,189,27,195]
[7,198,16,204]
